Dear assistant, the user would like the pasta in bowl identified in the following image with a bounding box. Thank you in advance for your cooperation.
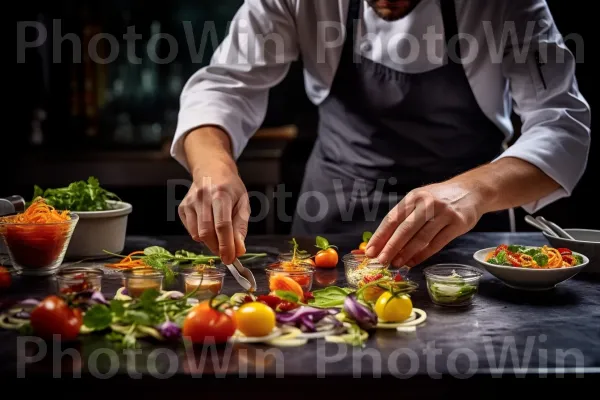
[473,244,589,291]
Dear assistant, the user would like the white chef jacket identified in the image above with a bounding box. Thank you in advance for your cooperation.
[172,0,591,214]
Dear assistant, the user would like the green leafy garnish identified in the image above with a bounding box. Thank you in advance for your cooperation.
[104,246,267,285]
[274,290,300,303]
[308,286,354,308]
[315,236,337,251]
[362,231,373,243]
[31,176,121,211]
[533,253,549,267]
[573,254,583,265]
[83,305,113,331]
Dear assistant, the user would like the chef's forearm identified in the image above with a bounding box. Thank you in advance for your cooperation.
[182,126,239,179]
[449,157,561,214]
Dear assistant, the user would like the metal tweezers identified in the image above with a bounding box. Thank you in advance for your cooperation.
[225,258,257,292]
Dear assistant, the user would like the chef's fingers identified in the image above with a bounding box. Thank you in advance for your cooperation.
[212,188,236,265]
[232,193,250,257]
[179,205,203,244]
[374,196,435,265]
[390,217,450,268]
[366,195,416,258]
[194,186,219,255]
[404,224,461,267]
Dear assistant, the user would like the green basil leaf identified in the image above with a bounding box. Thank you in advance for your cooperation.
[309,286,351,308]
[110,300,126,317]
[362,231,373,243]
[83,305,113,330]
[144,246,173,257]
[315,236,329,249]
[274,290,300,303]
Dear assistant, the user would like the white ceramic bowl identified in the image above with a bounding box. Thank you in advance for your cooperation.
[542,229,600,275]
[65,201,132,259]
[473,247,589,291]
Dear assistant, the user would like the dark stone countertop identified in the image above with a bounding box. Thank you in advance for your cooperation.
[1,232,599,393]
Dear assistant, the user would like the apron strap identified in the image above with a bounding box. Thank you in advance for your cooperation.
[440,0,462,61]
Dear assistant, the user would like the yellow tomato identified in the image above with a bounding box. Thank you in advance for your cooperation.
[235,302,276,337]
[374,292,413,322]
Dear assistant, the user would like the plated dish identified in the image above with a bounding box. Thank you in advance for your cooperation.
[474,244,589,291]
[484,244,584,268]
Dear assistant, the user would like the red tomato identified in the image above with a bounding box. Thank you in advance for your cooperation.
[557,248,572,255]
[315,248,338,268]
[182,301,237,344]
[0,267,11,289]
[351,249,365,255]
[30,295,82,341]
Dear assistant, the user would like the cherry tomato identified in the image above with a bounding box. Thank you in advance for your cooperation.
[394,274,404,282]
[557,248,572,255]
[0,267,11,289]
[182,301,236,344]
[374,292,413,323]
[30,295,82,341]
[562,254,574,265]
[235,302,276,337]
[315,248,338,268]
[359,242,368,251]
[351,249,365,255]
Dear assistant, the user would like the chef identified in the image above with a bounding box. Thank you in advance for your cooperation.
[172,0,590,268]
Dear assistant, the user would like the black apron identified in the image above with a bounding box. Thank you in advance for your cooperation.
[292,0,508,235]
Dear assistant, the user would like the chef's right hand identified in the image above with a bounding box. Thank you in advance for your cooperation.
[177,131,250,265]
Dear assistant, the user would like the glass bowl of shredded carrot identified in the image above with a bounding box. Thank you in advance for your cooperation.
[0,197,79,276]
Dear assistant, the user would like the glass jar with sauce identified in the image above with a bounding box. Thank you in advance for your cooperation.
[182,266,225,300]
[123,268,164,298]
[56,266,103,294]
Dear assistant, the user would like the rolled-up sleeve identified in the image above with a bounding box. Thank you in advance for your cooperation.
[172,0,299,170]
[495,0,591,213]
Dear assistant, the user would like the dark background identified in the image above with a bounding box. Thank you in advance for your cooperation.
[8,0,598,236]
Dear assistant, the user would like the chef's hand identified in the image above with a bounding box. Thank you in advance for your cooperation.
[365,181,484,268]
[178,127,250,265]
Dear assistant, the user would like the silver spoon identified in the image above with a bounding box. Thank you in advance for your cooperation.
[524,215,558,237]
[535,216,575,240]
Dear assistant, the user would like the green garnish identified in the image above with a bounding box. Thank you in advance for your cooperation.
[532,253,549,267]
[573,254,583,265]
[31,176,121,211]
[104,246,267,285]
[427,271,478,305]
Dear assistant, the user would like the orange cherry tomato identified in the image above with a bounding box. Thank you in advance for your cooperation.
[359,242,368,251]
[315,248,338,268]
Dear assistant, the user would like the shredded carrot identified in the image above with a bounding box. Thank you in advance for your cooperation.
[105,250,149,270]
[5,197,70,224]
[0,198,73,268]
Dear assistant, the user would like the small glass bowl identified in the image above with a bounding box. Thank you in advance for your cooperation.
[343,257,397,288]
[423,264,483,307]
[182,267,225,300]
[123,268,164,298]
[56,266,103,294]
[266,263,315,293]
[0,214,79,276]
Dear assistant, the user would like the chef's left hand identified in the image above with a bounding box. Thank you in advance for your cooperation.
[365,181,484,268]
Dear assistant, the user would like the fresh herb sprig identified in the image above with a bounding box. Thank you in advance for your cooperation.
[104,246,267,285]
[31,176,121,211]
